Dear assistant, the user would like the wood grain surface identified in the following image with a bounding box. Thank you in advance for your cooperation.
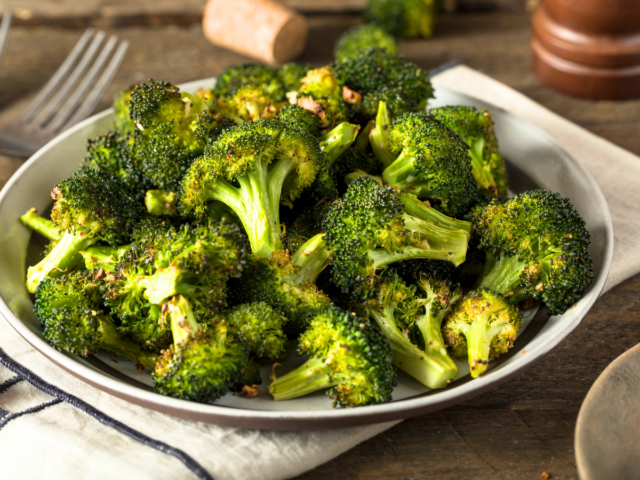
[0,4,638,479]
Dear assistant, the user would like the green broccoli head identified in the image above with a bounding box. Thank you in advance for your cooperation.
[443,288,523,378]
[230,358,263,393]
[212,63,286,101]
[153,295,247,402]
[334,24,397,62]
[430,105,509,197]
[278,62,312,93]
[331,146,381,194]
[382,112,478,217]
[468,190,594,315]
[323,176,471,300]
[35,272,157,370]
[364,0,440,39]
[269,306,396,407]
[295,67,349,128]
[212,85,283,124]
[277,104,322,136]
[221,302,287,359]
[113,87,135,134]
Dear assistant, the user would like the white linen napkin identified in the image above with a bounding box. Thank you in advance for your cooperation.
[1,64,639,480]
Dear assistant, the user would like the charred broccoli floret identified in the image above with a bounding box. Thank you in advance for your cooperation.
[212,85,284,124]
[381,112,478,217]
[430,106,509,197]
[278,62,312,93]
[443,288,523,377]
[212,63,285,101]
[113,87,135,134]
[179,119,324,257]
[26,169,144,293]
[323,176,471,301]
[277,104,322,136]
[332,146,381,194]
[334,24,397,62]
[34,272,157,370]
[364,0,440,39]
[467,190,594,315]
[269,306,396,407]
[153,295,247,402]
[292,67,349,129]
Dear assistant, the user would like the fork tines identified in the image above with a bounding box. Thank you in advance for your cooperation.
[0,11,12,68]
[22,28,129,135]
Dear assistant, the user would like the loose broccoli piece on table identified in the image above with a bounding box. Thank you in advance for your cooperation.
[364,0,440,39]
[430,106,509,198]
[145,190,177,216]
[26,169,144,293]
[333,48,434,123]
[153,295,247,402]
[113,87,135,134]
[443,288,523,377]
[323,176,472,301]
[467,190,594,315]
[179,119,324,257]
[278,62,312,93]
[20,209,61,241]
[104,220,249,352]
[220,302,287,360]
[381,112,478,217]
[212,63,285,101]
[227,237,333,338]
[269,306,396,407]
[365,272,457,388]
[129,79,228,192]
[277,104,322,136]
[334,24,397,62]
[34,272,157,370]
[293,67,349,129]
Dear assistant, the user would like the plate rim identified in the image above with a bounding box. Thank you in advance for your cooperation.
[0,81,614,430]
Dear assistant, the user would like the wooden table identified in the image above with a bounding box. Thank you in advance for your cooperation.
[1,3,638,479]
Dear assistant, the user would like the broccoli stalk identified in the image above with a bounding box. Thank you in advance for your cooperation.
[369,101,395,169]
[287,233,333,285]
[318,122,360,165]
[79,244,132,272]
[145,190,177,216]
[20,209,61,241]
[269,356,335,401]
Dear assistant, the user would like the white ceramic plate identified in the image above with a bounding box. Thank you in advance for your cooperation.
[0,80,613,430]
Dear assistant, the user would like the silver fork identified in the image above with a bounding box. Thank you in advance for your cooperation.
[0,11,11,69]
[0,26,129,158]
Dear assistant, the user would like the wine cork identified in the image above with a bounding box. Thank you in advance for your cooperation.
[203,0,309,65]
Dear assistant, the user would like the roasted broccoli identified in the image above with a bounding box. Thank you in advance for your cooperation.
[26,169,144,293]
[179,119,324,256]
[430,106,509,197]
[212,85,284,124]
[364,0,440,39]
[34,272,157,370]
[278,62,312,93]
[269,306,396,407]
[334,24,397,62]
[467,190,594,315]
[332,146,381,193]
[20,209,61,241]
[443,288,523,377]
[212,63,285,101]
[277,104,322,136]
[323,176,471,301]
[113,87,135,134]
[292,67,349,129]
[153,295,247,402]
[380,112,478,217]
[145,189,177,216]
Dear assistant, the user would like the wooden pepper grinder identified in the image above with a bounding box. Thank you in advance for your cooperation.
[532,0,640,100]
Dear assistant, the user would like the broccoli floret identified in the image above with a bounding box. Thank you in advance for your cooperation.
[277,104,322,136]
[79,244,132,273]
[332,146,381,194]
[278,62,312,93]
[381,112,478,217]
[364,271,457,388]
[113,87,135,134]
[333,48,434,122]
[390,258,459,286]
[26,169,144,293]
[145,190,177,216]
[364,0,440,39]
[282,198,333,253]
[323,176,472,301]
[430,106,509,198]
[334,24,397,62]
[293,67,349,129]
[34,272,157,370]
[179,119,324,257]
[212,63,285,101]
[153,295,247,402]
[20,209,61,241]
[212,85,284,124]
[104,220,249,352]
[443,288,523,377]
[467,190,594,315]
[81,131,152,202]
[230,358,263,393]
[269,306,396,407]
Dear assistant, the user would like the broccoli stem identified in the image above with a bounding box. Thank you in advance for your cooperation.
[20,210,61,241]
[318,122,359,165]
[165,295,200,346]
[400,195,472,233]
[468,138,498,197]
[79,244,132,271]
[381,147,437,199]
[369,101,396,169]
[98,315,158,370]
[26,231,98,293]
[145,190,177,216]
[478,254,531,304]
[415,300,457,376]
[143,266,202,306]
[355,120,374,151]
[368,306,456,388]
[288,233,333,285]
[269,356,336,401]
[456,313,509,378]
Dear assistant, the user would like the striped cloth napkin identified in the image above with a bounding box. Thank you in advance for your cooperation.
[1,64,639,480]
